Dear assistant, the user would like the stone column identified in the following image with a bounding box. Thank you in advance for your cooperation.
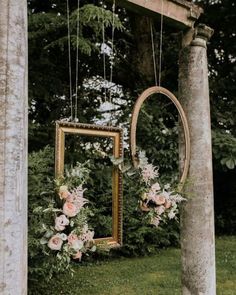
[0,0,28,294]
[178,24,216,295]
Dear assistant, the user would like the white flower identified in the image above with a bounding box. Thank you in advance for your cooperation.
[141,164,159,184]
[138,151,148,168]
[155,205,165,215]
[101,43,112,55]
[151,182,161,192]
[55,214,69,231]
[71,239,84,251]
[59,233,68,241]
[168,210,176,219]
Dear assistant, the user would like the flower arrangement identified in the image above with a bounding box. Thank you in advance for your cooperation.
[112,151,186,228]
[136,151,186,227]
[38,162,96,274]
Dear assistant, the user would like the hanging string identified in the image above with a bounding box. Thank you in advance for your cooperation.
[75,0,80,121]
[109,0,116,102]
[108,0,116,126]
[158,0,164,87]
[150,20,158,86]
[66,0,73,121]
[102,14,107,102]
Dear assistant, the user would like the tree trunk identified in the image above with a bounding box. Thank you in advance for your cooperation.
[0,0,28,294]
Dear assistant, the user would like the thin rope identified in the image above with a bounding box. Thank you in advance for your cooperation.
[66,0,73,120]
[108,0,116,126]
[102,18,107,102]
[158,0,164,87]
[150,20,158,86]
[109,0,116,102]
[75,0,80,121]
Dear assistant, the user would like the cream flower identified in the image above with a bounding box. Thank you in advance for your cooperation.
[151,182,161,192]
[58,185,70,200]
[48,235,63,251]
[150,216,161,227]
[155,205,165,215]
[63,202,78,217]
[55,214,69,231]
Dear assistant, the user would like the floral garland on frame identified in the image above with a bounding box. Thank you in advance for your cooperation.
[113,150,186,228]
[38,162,96,273]
[137,151,186,227]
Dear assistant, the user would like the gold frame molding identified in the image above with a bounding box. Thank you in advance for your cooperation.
[55,121,123,247]
[130,86,190,189]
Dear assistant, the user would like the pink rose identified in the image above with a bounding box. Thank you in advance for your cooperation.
[63,201,78,217]
[48,235,63,251]
[154,194,166,205]
[55,214,69,231]
[68,233,79,246]
[164,200,172,209]
[58,185,70,200]
[139,201,150,212]
[68,234,83,250]
[73,250,82,261]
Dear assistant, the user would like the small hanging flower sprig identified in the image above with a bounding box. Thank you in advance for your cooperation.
[137,151,186,227]
[38,162,96,274]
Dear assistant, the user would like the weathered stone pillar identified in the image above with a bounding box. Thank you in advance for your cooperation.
[179,24,216,295]
[0,0,28,294]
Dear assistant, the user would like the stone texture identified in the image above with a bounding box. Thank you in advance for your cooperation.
[179,24,216,295]
[0,0,28,294]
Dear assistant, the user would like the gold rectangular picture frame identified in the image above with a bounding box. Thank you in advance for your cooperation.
[55,121,123,247]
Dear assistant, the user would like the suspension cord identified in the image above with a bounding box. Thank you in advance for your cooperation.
[102,15,107,102]
[109,0,116,102]
[158,0,164,87]
[150,20,158,86]
[108,0,116,126]
[66,0,73,120]
[75,0,80,121]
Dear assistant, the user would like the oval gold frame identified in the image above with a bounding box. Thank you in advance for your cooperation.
[130,86,190,187]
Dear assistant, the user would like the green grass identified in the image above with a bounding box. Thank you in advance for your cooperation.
[29,236,236,295]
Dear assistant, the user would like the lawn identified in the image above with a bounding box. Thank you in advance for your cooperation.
[29,236,236,295]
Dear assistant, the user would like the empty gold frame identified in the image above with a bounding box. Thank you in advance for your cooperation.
[55,121,123,247]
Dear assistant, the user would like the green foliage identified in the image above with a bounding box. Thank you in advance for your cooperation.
[212,130,236,170]
[28,146,55,278]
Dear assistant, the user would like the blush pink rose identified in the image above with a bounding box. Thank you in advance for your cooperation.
[55,214,69,231]
[73,250,82,261]
[68,233,79,246]
[58,185,70,200]
[48,235,63,251]
[164,200,172,209]
[154,194,166,205]
[63,201,78,217]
